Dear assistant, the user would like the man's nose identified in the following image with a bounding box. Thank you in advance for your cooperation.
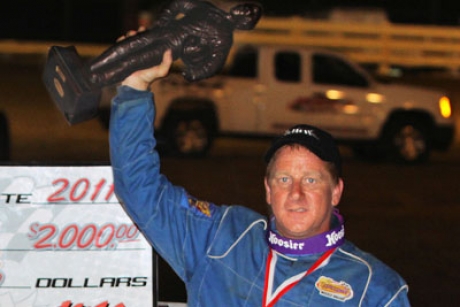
[289,181,302,199]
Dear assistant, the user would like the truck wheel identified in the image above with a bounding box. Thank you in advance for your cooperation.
[164,113,214,157]
[0,112,10,161]
[384,120,431,163]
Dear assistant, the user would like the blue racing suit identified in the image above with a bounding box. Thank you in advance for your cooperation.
[110,86,410,306]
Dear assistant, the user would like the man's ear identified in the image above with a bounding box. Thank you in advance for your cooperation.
[264,177,272,205]
[332,178,344,207]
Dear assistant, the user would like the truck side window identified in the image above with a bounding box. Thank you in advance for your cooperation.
[313,54,368,87]
[227,46,258,78]
[275,52,301,82]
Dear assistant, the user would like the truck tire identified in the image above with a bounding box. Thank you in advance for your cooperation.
[383,119,431,164]
[162,111,215,157]
[0,112,10,161]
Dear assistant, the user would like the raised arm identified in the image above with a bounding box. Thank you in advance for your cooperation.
[109,48,227,283]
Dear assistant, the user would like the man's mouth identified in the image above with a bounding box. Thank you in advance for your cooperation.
[288,207,308,213]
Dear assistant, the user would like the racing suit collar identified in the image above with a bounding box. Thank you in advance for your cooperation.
[267,209,345,256]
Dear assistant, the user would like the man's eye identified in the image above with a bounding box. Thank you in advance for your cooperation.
[305,177,316,184]
[279,177,290,184]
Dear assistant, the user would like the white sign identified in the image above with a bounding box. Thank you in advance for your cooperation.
[0,166,154,307]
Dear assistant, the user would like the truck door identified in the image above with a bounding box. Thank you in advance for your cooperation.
[218,46,264,133]
[264,50,373,140]
[308,53,374,139]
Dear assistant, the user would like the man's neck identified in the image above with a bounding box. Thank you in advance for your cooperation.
[267,209,345,255]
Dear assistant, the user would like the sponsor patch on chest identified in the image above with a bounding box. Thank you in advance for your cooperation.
[188,197,213,217]
[315,276,354,302]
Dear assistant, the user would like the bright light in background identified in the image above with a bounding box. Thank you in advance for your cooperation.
[343,105,359,114]
[325,89,359,114]
[326,90,344,100]
[366,93,384,104]
[439,96,452,118]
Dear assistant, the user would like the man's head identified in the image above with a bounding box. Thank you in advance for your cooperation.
[264,125,344,239]
[265,124,342,181]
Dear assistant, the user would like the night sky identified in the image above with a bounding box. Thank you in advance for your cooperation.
[1,0,459,43]
[255,0,460,24]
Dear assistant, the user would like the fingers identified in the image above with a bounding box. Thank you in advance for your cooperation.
[121,49,173,90]
[116,27,146,42]
[116,28,173,90]
[157,50,173,77]
[143,49,172,81]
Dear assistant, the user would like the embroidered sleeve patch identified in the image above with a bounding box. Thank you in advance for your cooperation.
[187,197,213,217]
[315,276,354,302]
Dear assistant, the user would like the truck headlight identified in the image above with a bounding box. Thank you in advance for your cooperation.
[439,96,452,118]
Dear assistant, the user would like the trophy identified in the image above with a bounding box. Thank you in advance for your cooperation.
[43,0,262,125]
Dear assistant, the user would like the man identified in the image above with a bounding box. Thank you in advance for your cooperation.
[110,50,410,306]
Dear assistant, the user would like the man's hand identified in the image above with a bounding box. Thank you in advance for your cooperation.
[119,28,173,91]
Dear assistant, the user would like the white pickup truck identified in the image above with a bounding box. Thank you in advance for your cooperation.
[128,44,455,163]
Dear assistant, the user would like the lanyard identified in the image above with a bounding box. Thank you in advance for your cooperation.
[262,248,336,307]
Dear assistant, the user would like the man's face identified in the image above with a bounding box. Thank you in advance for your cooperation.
[264,145,343,239]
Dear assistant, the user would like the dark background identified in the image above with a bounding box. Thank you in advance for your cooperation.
[1,0,459,43]
[1,55,459,305]
[1,0,460,305]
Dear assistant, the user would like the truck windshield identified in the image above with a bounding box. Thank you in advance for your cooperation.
[226,46,258,78]
[313,54,368,87]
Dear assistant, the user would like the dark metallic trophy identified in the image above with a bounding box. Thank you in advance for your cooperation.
[43,0,262,125]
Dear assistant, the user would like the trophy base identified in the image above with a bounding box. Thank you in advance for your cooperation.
[43,46,101,125]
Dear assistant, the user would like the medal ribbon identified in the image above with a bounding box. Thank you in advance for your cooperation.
[262,248,336,307]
